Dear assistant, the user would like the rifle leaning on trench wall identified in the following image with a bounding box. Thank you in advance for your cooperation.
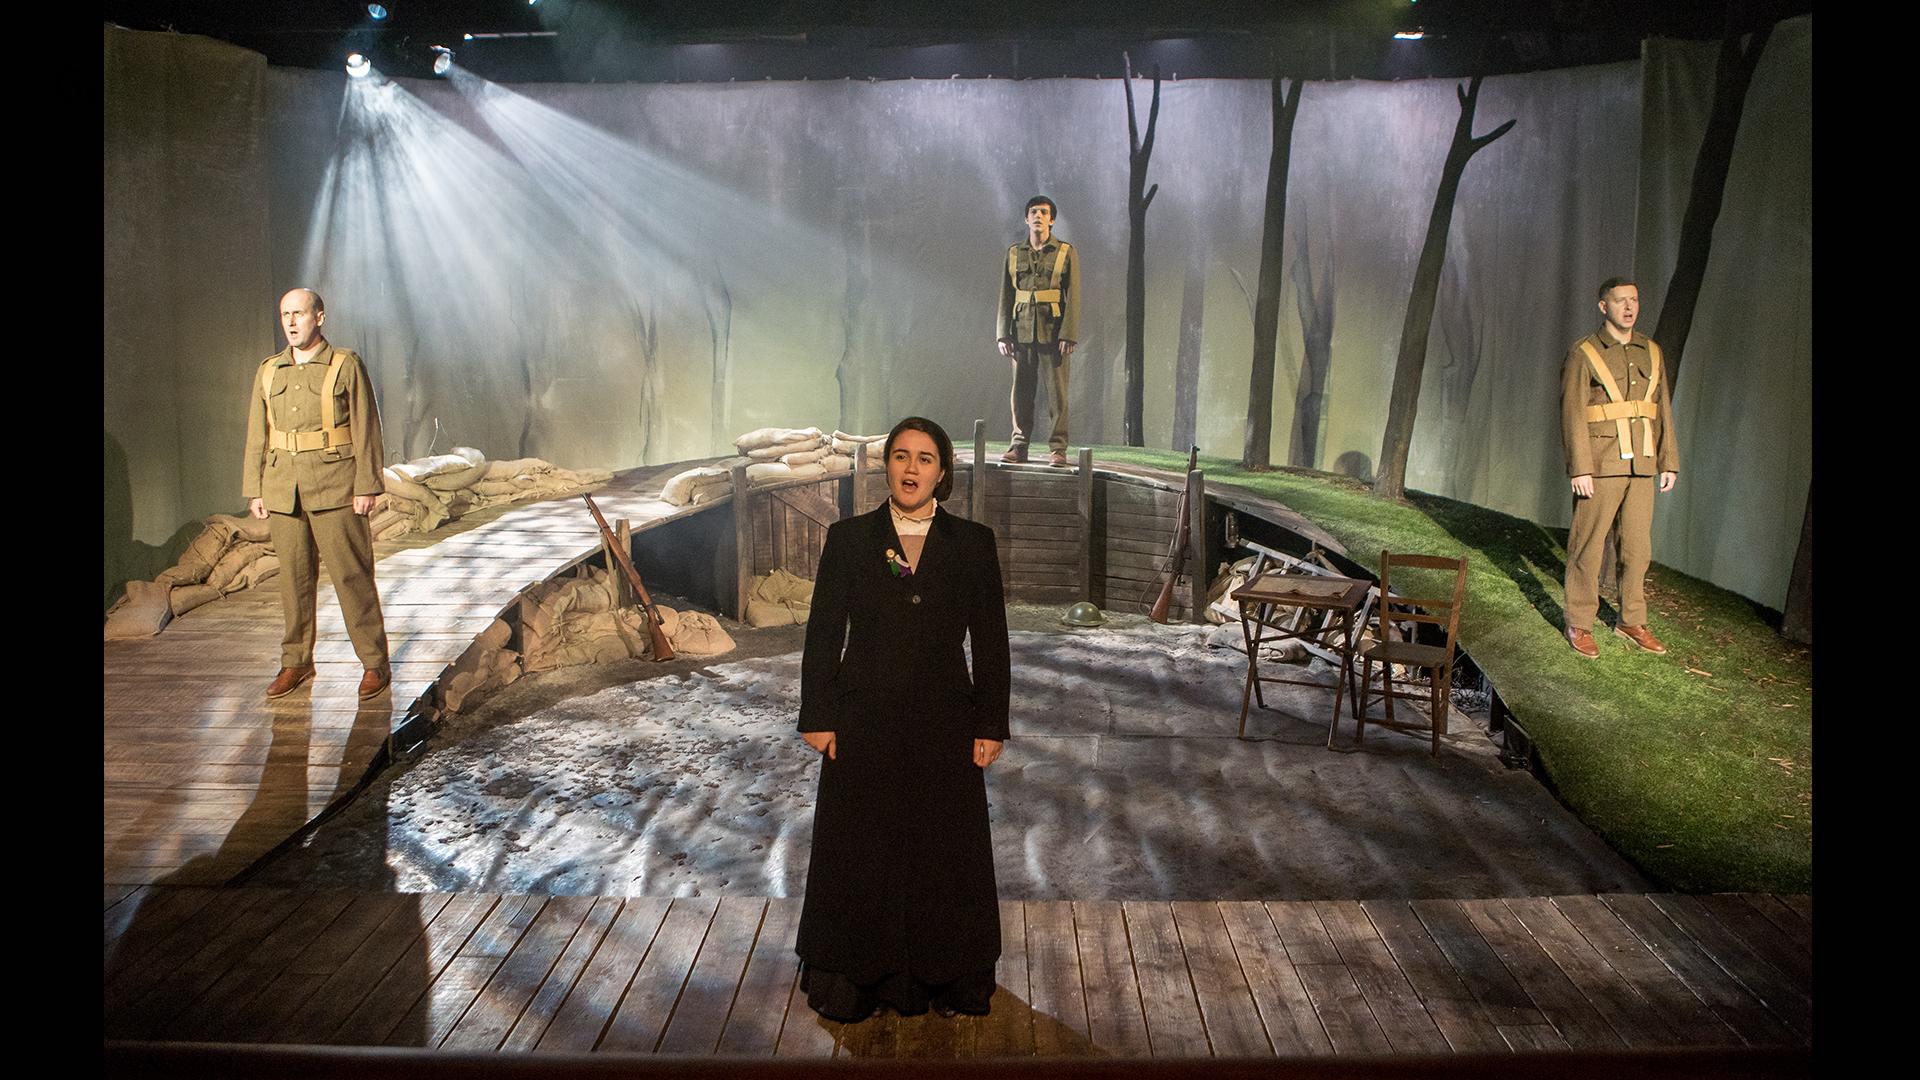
[582,493,676,661]
[1149,445,1201,624]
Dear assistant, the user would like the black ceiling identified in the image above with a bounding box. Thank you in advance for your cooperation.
[102,0,1810,83]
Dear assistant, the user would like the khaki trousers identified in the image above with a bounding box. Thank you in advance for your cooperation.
[267,502,389,669]
[1564,474,1655,630]
[1009,342,1070,453]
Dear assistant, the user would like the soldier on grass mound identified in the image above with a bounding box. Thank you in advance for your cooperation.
[1561,277,1679,660]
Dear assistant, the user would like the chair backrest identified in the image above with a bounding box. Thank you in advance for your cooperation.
[1373,550,1469,658]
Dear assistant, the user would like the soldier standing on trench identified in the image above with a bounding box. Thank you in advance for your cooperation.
[995,195,1082,468]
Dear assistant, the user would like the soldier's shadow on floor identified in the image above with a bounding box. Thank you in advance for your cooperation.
[1413,495,1619,632]
[106,691,426,1048]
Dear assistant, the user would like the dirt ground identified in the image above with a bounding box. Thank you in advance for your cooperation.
[251,604,1650,899]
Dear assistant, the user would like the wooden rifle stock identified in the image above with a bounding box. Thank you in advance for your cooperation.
[1149,446,1201,624]
[581,494,675,661]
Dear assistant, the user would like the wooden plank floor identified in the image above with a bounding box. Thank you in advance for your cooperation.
[103,465,699,887]
[103,889,1810,1057]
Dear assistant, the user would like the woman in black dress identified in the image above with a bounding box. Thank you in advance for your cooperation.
[794,416,1011,1022]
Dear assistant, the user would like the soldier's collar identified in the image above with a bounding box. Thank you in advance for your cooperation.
[289,338,332,365]
[1592,329,1646,350]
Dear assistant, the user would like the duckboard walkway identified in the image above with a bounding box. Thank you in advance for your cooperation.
[102,464,695,886]
[104,885,1811,1057]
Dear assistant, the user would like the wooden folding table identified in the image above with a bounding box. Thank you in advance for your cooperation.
[1231,570,1371,744]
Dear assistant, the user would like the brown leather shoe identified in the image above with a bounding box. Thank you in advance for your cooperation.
[1565,628,1599,660]
[1614,624,1668,654]
[1000,445,1029,464]
[266,665,315,699]
[358,664,392,699]
[1048,449,1069,467]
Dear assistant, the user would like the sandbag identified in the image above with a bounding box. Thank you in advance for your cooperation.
[483,457,555,479]
[389,446,485,485]
[780,446,832,467]
[668,608,736,657]
[747,436,827,462]
[468,478,526,499]
[381,466,443,510]
[735,426,824,453]
[227,552,280,591]
[833,428,890,453]
[441,618,523,713]
[423,460,490,492]
[661,465,732,506]
[104,579,172,638]
[745,568,815,627]
[744,461,794,483]
[169,583,224,617]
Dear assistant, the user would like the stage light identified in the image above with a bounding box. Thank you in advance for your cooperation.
[432,46,453,75]
[346,52,372,78]
[1394,31,1427,40]
[367,4,388,19]
[464,33,474,41]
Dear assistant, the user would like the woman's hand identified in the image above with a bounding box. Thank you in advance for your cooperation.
[802,731,837,760]
[973,739,1004,768]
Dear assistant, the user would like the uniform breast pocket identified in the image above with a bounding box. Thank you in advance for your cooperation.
[267,382,291,425]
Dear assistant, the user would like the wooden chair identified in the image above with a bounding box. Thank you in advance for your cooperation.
[1353,550,1468,756]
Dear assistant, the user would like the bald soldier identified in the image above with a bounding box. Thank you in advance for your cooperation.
[242,289,392,699]
[1561,277,1678,660]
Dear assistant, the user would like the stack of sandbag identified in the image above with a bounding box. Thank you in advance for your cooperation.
[104,514,282,639]
[744,568,815,627]
[440,618,522,713]
[659,459,749,507]
[657,426,889,504]
[377,447,611,538]
[738,425,831,483]
[829,430,887,472]
[518,566,738,675]
[521,566,655,673]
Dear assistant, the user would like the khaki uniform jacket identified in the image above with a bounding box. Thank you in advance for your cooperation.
[996,235,1081,346]
[241,342,387,514]
[1561,330,1680,480]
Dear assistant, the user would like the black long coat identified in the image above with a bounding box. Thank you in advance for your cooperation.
[794,503,1012,985]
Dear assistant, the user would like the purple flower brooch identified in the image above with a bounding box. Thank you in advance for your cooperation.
[885,548,913,578]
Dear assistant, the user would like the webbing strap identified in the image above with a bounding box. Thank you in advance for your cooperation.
[1584,400,1659,422]
[1578,340,1658,460]
[1009,242,1071,318]
[260,349,353,454]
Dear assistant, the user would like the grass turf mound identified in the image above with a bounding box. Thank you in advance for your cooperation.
[1092,447,1811,894]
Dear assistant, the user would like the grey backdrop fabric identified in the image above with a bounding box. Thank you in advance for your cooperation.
[102,18,1811,609]
[104,26,275,605]
[1635,19,1812,612]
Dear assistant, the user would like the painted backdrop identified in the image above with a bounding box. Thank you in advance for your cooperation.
[104,19,1810,608]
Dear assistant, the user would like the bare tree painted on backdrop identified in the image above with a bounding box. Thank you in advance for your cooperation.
[1243,73,1303,471]
[1374,75,1514,500]
[1121,52,1161,448]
